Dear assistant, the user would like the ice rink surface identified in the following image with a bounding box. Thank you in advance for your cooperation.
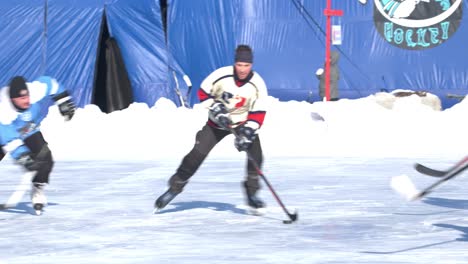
[1,157,467,264]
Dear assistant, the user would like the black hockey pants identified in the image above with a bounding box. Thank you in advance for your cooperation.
[24,132,54,184]
[175,124,263,193]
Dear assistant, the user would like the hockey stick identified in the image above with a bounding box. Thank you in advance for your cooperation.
[230,127,298,223]
[414,156,468,177]
[0,171,36,209]
[183,75,193,108]
[172,71,187,108]
[392,163,468,201]
[446,93,466,101]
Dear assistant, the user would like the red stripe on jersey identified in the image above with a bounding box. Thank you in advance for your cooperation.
[197,88,211,102]
[207,119,218,128]
[247,111,266,126]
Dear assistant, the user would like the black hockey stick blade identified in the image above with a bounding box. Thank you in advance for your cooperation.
[283,213,298,224]
[414,163,447,177]
[412,163,468,201]
[259,173,298,224]
[287,210,298,222]
[415,156,468,177]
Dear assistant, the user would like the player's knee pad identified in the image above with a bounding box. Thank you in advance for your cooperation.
[36,144,54,172]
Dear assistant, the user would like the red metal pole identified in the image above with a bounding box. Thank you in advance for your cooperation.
[325,0,332,101]
[323,2,343,101]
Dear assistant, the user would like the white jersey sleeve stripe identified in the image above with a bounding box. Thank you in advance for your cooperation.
[49,78,60,94]
[3,139,24,152]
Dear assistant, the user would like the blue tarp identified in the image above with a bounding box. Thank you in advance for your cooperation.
[168,0,468,109]
[0,1,466,109]
[0,0,174,108]
[46,0,104,107]
[106,0,179,106]
[0,0,44,85]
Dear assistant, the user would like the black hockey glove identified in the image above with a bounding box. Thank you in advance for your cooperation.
[16,152,41,171]
[234,126,256,152]
[53,91,76,121]
[209,101,231,129]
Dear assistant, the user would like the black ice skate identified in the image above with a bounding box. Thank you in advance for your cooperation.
[243,181,265,215]
[243,181,265,208]
[154,189,179,212]
[246,194,265,209]
[154,174,188,213]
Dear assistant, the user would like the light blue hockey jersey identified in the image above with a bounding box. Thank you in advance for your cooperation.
[0,76,67,160]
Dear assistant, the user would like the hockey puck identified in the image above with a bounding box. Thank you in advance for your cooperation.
[283,220,293,224]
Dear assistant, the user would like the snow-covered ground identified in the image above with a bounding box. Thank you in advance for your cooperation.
[1,94,467,263]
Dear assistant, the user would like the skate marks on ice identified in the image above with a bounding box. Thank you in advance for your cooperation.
[0,202,58,217]
[432,223,468,242]
[0,202,32,219]
[154,200,288,222]
[361,240,457,254]
[2,159,468,263]
[423,197,468,210]
[377,172,468,254]
[362,222,468,254]
[154,200,245,215]
[0,170,57,216]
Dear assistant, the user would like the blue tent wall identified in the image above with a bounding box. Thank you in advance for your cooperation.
[167,0,327,105]
[47,0,174,107]
[0,0,174,108]
[106,0,178,106]
[168,0,468,109]
[0,1,466,110]
[0,0,44,86]
[46,0,104,107]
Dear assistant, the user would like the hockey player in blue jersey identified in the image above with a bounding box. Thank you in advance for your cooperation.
[0,76,76,213]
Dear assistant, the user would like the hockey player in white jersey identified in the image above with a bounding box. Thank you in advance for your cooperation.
[0,76,76,214]
[155,45,269,211]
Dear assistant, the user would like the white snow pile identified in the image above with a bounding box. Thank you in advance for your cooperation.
[35,94,467,161]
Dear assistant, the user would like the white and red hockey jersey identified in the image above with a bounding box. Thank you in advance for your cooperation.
[197,66,268,131]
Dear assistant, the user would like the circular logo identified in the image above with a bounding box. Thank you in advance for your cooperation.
[373,0,463,50]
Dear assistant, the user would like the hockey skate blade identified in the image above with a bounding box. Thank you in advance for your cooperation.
[0,204,14,210]
[153,208,164,214]
[247,207,267,216]
[391,174,420,201]
[33,204,44,216]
